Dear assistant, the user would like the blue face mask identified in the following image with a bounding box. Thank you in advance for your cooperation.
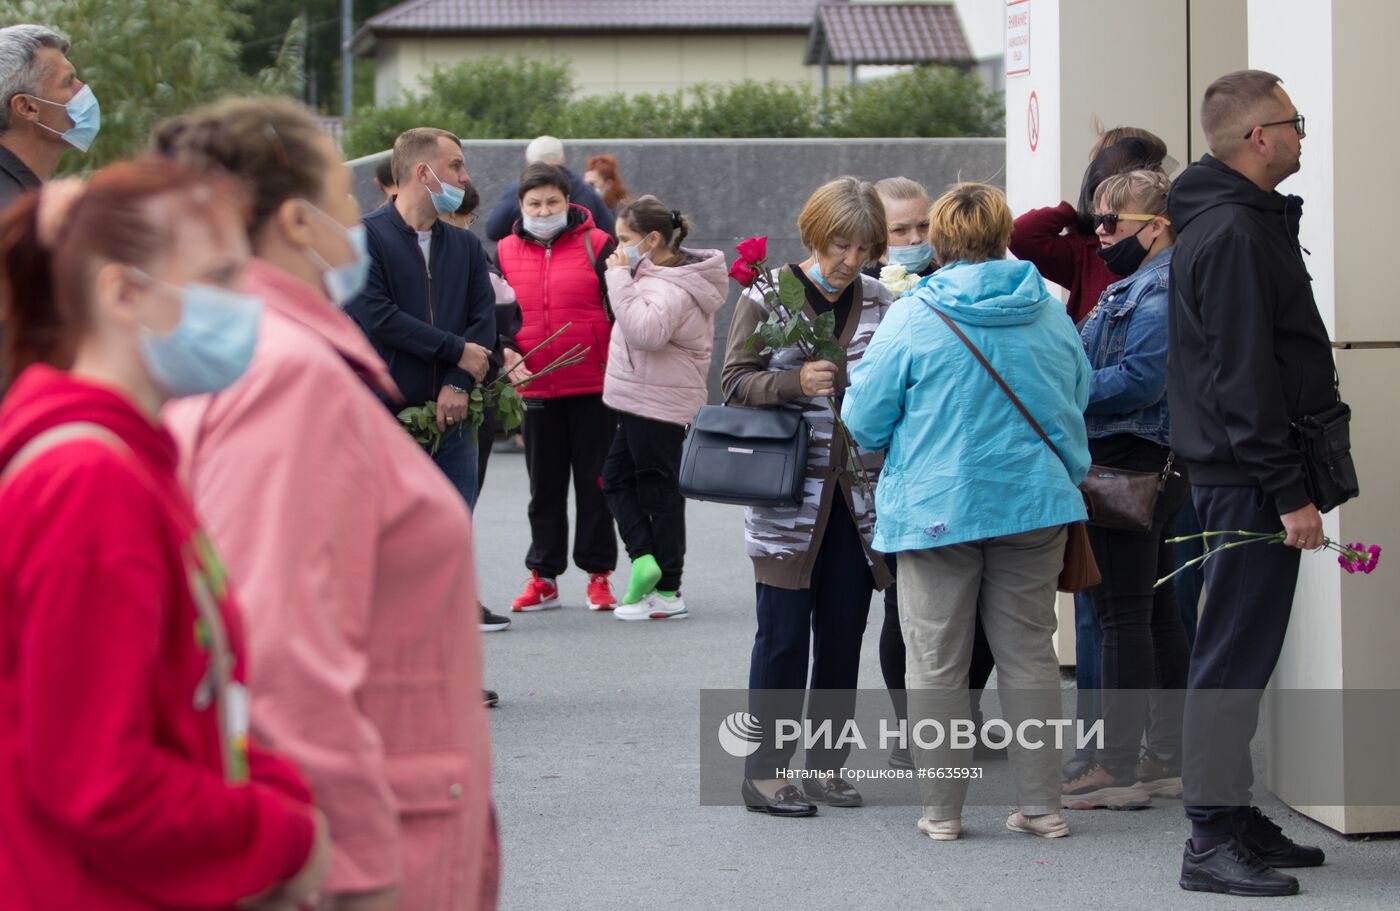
[806,260,839,294]
[134,272,262,398]
[425,164,465,215]
[31,84,100,152]
[887,241,935,274]
[621,237,651,269]
[302,201,369,307]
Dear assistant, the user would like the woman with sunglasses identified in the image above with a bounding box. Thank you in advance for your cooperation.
[1060,169,1192,811]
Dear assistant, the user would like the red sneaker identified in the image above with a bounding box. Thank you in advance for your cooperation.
[586,572,617,611]
[511,571,560,612]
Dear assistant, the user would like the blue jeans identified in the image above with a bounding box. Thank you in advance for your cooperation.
[433,424,480,512]
[1071,590,1103,762]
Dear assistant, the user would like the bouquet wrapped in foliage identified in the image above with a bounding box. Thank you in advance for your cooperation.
[398,324,588,455]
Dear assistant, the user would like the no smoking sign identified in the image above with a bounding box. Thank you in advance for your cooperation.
[1028,91,1040,152]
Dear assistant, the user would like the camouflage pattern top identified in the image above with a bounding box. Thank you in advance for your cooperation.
[720,268,895,591]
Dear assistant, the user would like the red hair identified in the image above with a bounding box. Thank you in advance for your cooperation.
[0,158,246,389]
[585,154,630,210]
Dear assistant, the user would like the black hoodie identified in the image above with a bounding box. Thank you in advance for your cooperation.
[1166,155,1336,514]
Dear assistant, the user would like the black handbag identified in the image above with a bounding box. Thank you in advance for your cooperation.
[678,383,810,507]
[1291,399,1359,513]
[1081,453,1176,533]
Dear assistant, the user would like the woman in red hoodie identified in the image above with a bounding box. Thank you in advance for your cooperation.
[0,161,328,910]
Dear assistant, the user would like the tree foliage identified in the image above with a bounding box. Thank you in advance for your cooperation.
[826,65,1003,139]
[341,55,576,158]
[0,0,306,171]
[342,56,1002,158]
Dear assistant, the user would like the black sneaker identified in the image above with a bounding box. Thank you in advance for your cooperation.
[479,604,511,632]
[1238,807,1326,868]
[888,746,914,770]
[1180,836,1300,896]
[483,689,499,708]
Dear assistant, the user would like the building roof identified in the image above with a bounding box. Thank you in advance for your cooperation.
[804,2,974,66]
[360,0,819,43]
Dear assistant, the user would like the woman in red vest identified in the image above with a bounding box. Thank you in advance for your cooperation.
[0,161,328,909]
[497,162,620,611]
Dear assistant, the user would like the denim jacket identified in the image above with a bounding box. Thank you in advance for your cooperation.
[1079,245,1173,445]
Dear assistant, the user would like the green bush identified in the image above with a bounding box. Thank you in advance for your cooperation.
[343,55,1003,157]
[556,91,691,139]
[685,81,821,138]
[342,55,574,158]
[827,65,1002,138]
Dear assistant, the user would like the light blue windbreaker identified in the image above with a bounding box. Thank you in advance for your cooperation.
[842,259,1092,552]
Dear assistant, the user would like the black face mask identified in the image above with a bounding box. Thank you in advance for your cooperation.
[1097,223,1153,276]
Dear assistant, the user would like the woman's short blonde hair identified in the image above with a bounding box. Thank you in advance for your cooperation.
[927,182,1014,265]
[1094,169,1175,240]
[797,176,887,263]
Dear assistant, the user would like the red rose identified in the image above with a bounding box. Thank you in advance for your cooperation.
[735,236,767,265]
[728,260,758,287]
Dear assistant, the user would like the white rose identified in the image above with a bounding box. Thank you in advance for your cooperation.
[879,263,908,282]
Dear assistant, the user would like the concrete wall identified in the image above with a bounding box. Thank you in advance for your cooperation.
[350,137,1005,400]
[372,33,838,105]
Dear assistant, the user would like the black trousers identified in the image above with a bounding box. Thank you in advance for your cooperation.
[746,497,874,778]
[1085,434,1191,778]
[601,412,687,591]
[1182,485,1301,834]
[522,394,618,577]
[879,552,996,733]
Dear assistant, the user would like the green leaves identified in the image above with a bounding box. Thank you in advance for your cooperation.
[778,270,806,315]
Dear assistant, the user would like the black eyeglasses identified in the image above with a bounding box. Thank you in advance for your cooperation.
[1091,212,1161,233]
[1244,114,1305,140]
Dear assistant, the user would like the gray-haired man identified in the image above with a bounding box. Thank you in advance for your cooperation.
[0,24,98,214]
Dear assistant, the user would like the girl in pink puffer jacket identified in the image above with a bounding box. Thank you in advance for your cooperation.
[601,196,728,619]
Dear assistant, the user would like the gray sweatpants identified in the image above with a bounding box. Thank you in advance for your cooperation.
[899,525,1066,819]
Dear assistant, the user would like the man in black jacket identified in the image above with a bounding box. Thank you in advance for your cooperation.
[350,127,494,512]
[482,135,615,241]
[1168,70,1334,898]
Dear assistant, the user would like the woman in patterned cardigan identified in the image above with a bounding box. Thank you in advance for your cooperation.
[721,177,893,818]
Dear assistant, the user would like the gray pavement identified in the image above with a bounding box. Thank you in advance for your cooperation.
[475,451,1396,910]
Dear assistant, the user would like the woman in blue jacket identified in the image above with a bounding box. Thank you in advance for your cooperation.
[1059,169,1191,811]
[843,183,1091,843]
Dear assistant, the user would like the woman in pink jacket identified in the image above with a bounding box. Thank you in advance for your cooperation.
[156,99,497,911]
[600,196,728,619]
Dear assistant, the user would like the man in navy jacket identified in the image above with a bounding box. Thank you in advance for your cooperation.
[350,127,494,510]
[483,135,615,241]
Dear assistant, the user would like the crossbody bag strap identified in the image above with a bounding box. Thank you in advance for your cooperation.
[0,422,128,485]
[928,304,1069,469]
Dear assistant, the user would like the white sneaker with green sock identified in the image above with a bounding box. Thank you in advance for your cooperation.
[616,590,687,621]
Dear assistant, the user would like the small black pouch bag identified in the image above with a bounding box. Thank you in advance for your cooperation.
[1291,399,1359,514]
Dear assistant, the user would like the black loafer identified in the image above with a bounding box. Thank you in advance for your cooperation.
[802,776,863,808]
[741,779,818,817]
[1239,807,1326,868]
[1180,837,1299,896]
